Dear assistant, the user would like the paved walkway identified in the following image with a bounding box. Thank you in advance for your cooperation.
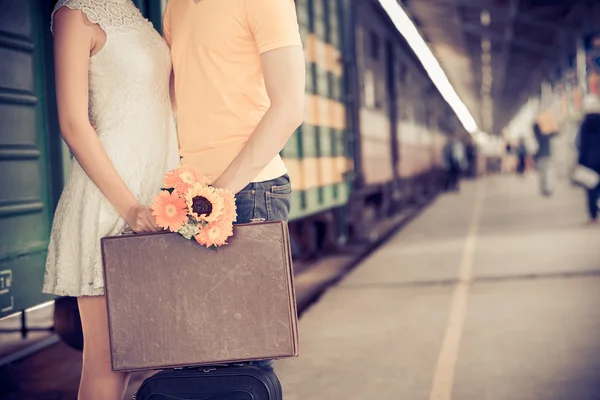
[275,174,600,400]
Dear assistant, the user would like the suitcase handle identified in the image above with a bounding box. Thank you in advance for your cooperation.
[189,363,249,373]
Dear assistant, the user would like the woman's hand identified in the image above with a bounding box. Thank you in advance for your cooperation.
[125,204,161,233]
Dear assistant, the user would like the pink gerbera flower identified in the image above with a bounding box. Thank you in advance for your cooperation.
[214,188,237,224]
[195,223,233,247]
[151,190,188,232]
[164,165,211,194]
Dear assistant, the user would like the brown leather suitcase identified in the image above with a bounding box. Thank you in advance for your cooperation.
[101,221,299,372]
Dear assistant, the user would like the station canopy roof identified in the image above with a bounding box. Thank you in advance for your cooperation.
[401,0,595,134]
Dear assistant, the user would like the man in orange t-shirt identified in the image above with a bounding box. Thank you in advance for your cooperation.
[163,0,304,186]
[162,0,305,369]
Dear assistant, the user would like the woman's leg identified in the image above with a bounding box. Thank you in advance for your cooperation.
[78,296,131,400]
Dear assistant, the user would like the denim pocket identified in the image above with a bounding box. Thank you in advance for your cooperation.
[265,192,291,221]
[269,181,292,197]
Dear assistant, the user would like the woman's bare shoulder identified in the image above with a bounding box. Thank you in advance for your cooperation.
[51,0,103,34]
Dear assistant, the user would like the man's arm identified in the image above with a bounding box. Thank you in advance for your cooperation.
[212,0,304,194]
[212,46,305,194]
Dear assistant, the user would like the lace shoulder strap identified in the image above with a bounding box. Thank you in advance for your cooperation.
[51,0,146,34]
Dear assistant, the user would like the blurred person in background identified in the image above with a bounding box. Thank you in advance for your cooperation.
[516,138,528,177]
[443,132,466,192]
[502,141,515,174]
[533,122,558,197]
[465,139,477,179]
[577,95,600,224]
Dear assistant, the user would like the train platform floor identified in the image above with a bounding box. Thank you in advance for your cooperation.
[274,174,600,400]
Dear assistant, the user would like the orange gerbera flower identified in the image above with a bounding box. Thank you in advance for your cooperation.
[151,190,188,232]
[163,165,211,194]
[214,188,237,224]
[195,223,233,247]
[184,184,224,224]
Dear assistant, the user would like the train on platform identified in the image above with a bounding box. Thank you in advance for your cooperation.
[0,0,466,349]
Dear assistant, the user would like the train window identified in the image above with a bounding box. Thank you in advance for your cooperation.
[330,6,340,48]
[296,0,309,28]
[368,30,380,61]
[313,0,325,38]
[377,76,386,110]
[363,69,376,108]
[323,0,331,43]
[305,63,313,93]
[335,75,344,101]
[406,104,415,121]
[307,0,315,33]
[311,63,319,95]
[319,68,329,98]
[399,63,407,83]
[299,24,309,45]
[327,72,335,100]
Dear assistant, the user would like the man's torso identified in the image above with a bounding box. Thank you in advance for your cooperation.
[166,0,289,182]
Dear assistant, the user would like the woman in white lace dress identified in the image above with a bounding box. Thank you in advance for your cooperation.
[45,0,179,398]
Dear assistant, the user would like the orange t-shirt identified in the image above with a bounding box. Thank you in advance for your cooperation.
[163,0,302,183]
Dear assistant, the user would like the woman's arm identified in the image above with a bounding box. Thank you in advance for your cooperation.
[169,69,177,117]
[212,46,305,194]
[162,3,177,117]
[53,8,158,232]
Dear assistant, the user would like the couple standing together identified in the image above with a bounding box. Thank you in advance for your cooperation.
[43,0,305,398]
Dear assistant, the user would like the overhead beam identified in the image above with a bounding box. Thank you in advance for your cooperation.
[403,0,583,134]
[515,12,567,33]
[494,3,587,133]
[461,23,556,58]
[497,0,520,101]
[436,0,569,32]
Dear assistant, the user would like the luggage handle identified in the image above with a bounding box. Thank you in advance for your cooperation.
[187,363,249,373]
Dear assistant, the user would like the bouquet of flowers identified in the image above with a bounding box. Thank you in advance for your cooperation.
[150,165,237,248]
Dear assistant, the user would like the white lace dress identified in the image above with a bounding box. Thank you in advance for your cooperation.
[43,0,179,296]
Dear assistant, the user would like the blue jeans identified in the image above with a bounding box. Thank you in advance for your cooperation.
[234,174,292,225]
[233,174,292,370]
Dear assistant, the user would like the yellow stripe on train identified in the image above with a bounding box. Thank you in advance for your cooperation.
[282,156,351,191]
[304,94,346,130]
[305,34,343,77]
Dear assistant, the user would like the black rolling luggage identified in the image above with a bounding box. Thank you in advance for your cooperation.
[133,364,283,400]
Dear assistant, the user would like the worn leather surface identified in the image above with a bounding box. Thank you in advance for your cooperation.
[101,221,298,372]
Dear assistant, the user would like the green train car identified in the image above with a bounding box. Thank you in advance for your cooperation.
[0,0,459,346]
[1,0,64,319]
